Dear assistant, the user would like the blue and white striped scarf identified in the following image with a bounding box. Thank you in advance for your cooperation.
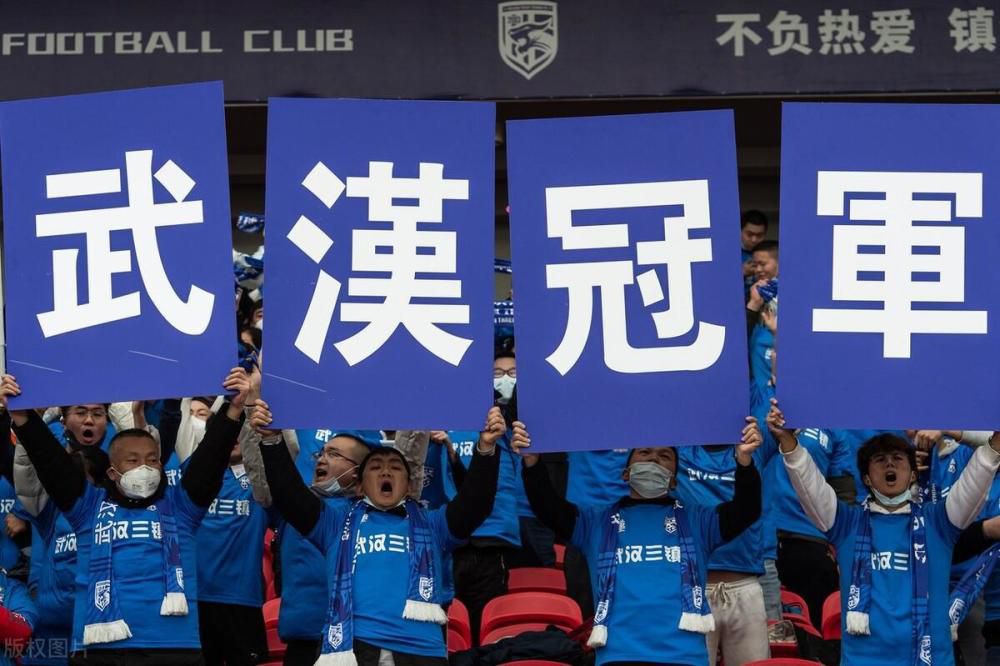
[949,543,1000,640]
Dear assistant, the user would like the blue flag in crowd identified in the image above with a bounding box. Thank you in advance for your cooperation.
[263,98,495,430]
[778,102,1000,430]
[0,82,236,408]
[506,111,749,451]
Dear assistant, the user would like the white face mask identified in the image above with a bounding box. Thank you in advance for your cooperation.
[627,462,673,499]
[311,467,356,497]
[115,465,161,499]
[870,487,911,507]
[253,318,263,331]
[190,416,207,437]
[494,375,516,403]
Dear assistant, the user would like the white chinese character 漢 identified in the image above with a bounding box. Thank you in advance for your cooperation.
[870,10,915,54]
[35,150,214,337]
[767,10,811,55]
[813,171,986,358]
[543,180,725,375]
[716,14,763,56]
[818,9,866,54]
[950,7,996,52]
[291,161,472,366]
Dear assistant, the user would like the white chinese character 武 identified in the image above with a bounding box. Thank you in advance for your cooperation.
[716,14,763,56]
[767,10,811,55]
[818,9,866,54]
[950,7,996,52]
[290,160,472,366]
[35,150,214,338]
[812,171,986,358]
[94,523,112,546]
[543,180,725,375]
[870,9,915,54]
[355,535,368,555]
[615,547,624,564]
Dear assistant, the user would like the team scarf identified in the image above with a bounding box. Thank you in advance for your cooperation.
[83,492,186,645]
[845,499,931,665]
[588,499,712,648]
[317,498,446,666]
[949,543,1000,640]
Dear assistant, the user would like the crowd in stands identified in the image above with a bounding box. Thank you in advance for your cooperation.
[0,209,997,666]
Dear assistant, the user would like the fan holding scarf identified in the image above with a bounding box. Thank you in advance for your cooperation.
[511,417,764,666]
[252,401,504,666]
[0,369,252,666]
[768,399,1000,666]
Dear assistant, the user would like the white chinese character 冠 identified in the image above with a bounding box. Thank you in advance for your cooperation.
[818,9,866,54]
[950,7,996,52]
[813,171,986,358]
[767,10,811,55]
[290,161,472,366]
[543,180,725,375]
[716,13,763,56]
[870,9,915,54]
[35,150,214,338]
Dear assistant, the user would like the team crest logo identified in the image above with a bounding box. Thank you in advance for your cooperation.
[239,476,251,490]
[498,1,558,80]
[95,579,111,612]
[664,516,677,534]
[948,459,957,474]
[949,598,965,625]
[692,585,703,610]
[419,576,434,601]
[328,623,344,649]
[919,635,932,664]
[847,584,860,610]
[913,541,926,565]
[175,568,185,590]
[594,600,608,624]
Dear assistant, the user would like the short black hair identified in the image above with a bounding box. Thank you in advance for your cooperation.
[358,447,411,478]
[751,240,779,259]
[857,433,916,482]
[191,396,215,410]
[107,428,159,455]
[494,349,515,361]
[60,404,111,416]
[741,209,768,230]
[626,446,677,466]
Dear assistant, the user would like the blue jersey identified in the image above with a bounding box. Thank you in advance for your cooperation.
[676,445,775,576]
[17,501,75,666]
[277,495,345,642]
[308,504,462,657]
[420,441,452,510]
[770,429,848,540]
[0,481,20,572]
[0,571,37,666]
[567,450,630,509]
[930,444,975,504]
[445,432,521,546]
[164,452,183,488]
[748,324,774,390]
[573,502,722,666]
[195,464,270,607]
[827,502,959,666]
[750,381,778,560]
[973,475,1000,621]
[64,484,206,651]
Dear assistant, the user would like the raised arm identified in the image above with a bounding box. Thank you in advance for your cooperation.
[945,436,1000,529]
[181,369,249,508]
[2,376,85,514]
[444,409,503,540]
[252,400,323,537]
[768,400,839,533]
[717,417,763,542]
[512,422,579,542]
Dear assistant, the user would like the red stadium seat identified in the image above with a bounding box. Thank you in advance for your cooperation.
[768,643,800,659]
[448,599,472,649]
[554,544,566,570]
[780,589,811,624]
[746,660,821,665]
[783,612,821,637]
[266,627,286,659]
[482,622,552,645]
[263,597,281,629]
[508,568,567,594]
[480,592,582,638]
[448,628,470,653]
[821,591,841,640]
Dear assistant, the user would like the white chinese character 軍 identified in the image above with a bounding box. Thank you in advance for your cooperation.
[950,7,996,52]
[818,9,866,54]
[767,10,811,55]
[35,150,214,338]
[813,171,986,358]
[870,9,915,54]
[543,180,725,375]
[290,161,472,366]
[716,14,763,56]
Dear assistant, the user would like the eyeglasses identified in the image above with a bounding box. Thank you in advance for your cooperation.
[311,448,362,466]
[68,408,107,420]
[492,368,517,378]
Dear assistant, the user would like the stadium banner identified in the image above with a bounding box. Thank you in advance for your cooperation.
[507,110,749,452]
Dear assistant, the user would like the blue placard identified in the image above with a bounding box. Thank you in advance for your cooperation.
[778,102,1000,430]
[263,98,495,430]
[0,82,236,408]
[507,110,749,451]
